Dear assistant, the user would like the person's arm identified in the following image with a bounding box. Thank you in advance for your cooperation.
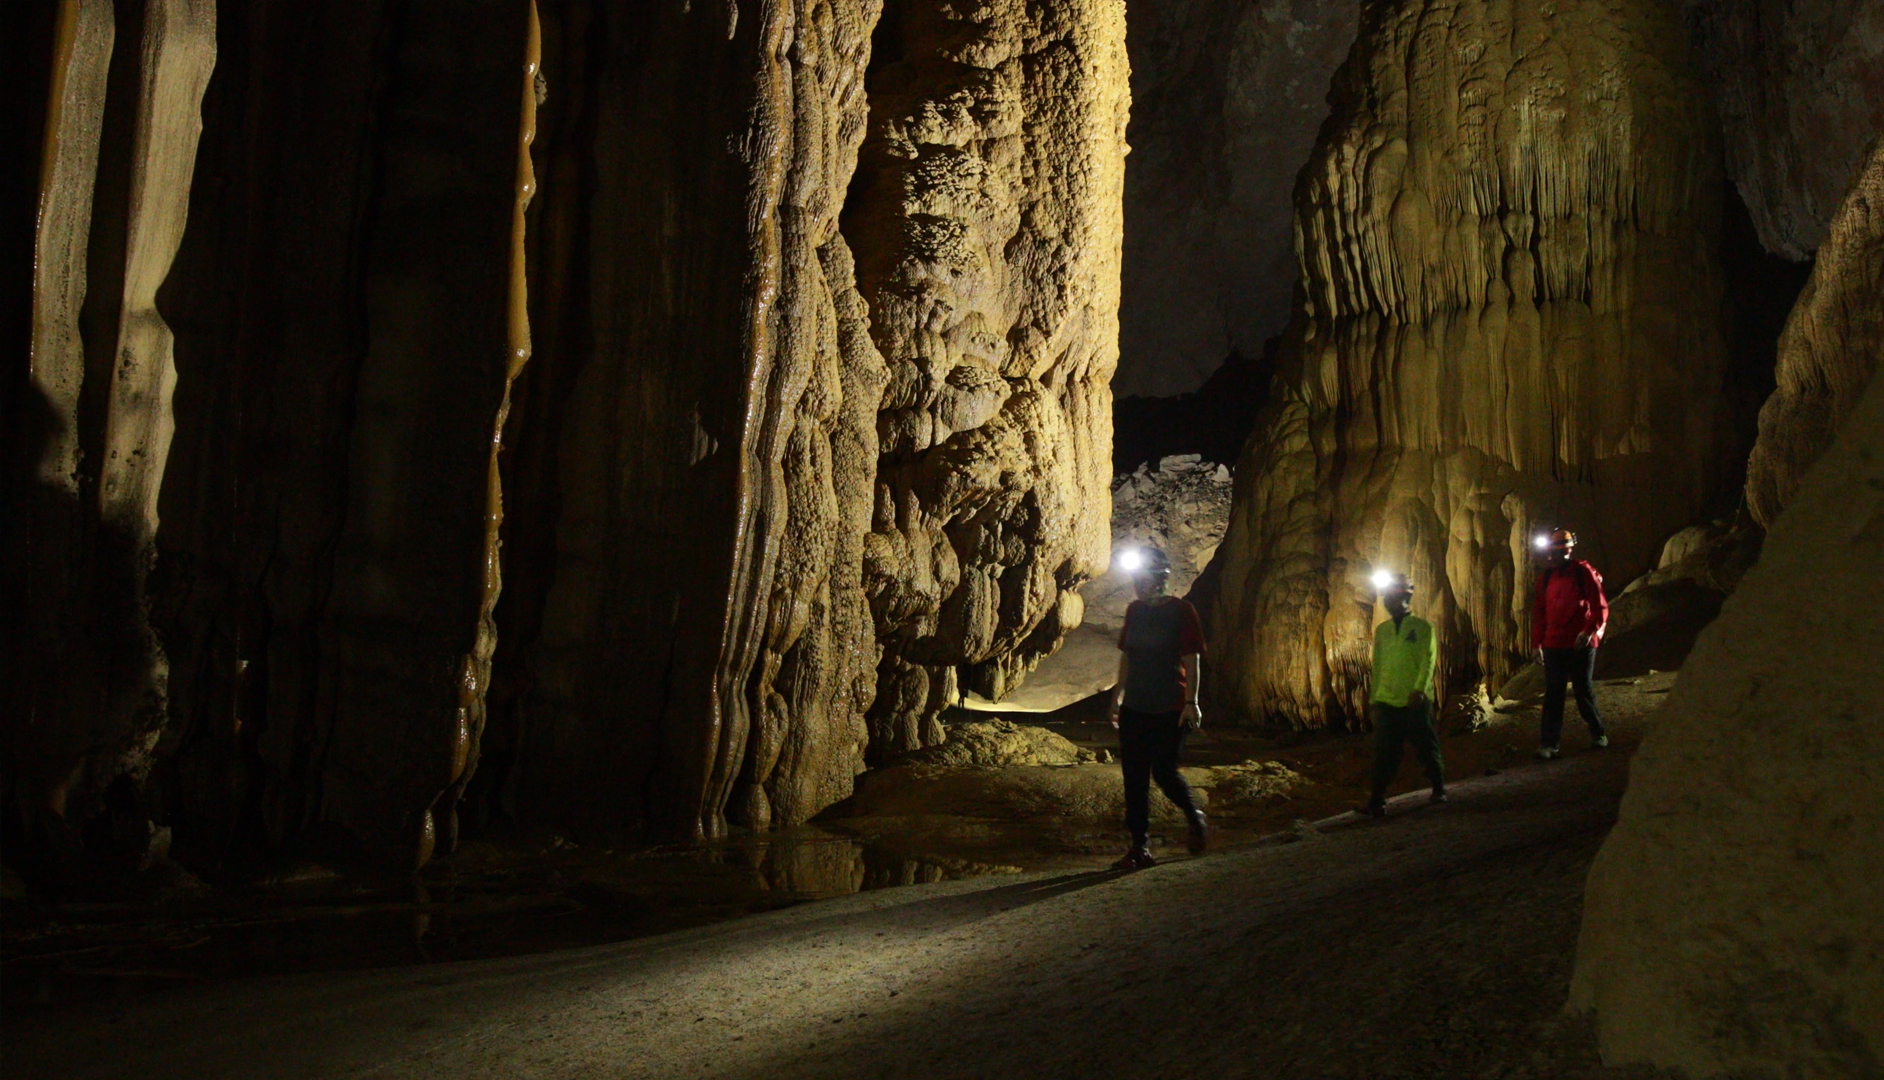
[1578,566,1609,648]
[1108,651,1129,727]
[1531,571,1547,663]
[1408,622,1436,707]
[1179,653,1202,729]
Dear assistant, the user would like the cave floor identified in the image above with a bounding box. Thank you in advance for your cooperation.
[5,678,1682,1080]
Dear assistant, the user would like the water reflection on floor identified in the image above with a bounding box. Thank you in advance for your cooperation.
[3,824,1112,1007]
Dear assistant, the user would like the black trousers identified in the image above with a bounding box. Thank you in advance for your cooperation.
[1541,646,1607,747]
[1118,707,1199,847]
[1369,700,1444,802]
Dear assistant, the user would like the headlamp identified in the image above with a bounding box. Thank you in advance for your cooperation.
[1533,534,1550,550]
[1371,569,1396,591]
[1118,548,1145,572]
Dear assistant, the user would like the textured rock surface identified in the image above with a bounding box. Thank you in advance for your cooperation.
[965,453,1233,713]
[1572,307,1884,1077]
[1206,0,1739,728]
[7,0,1132,870]
[7,0,217,851]
[1686,0,1884,259]
[1744,141,1884,527]
[1117,0,1359,396]
[900,719,1097,768]
[847,0,1128,756]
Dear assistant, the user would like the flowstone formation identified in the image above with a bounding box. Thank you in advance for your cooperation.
[1205,0,1738,728]
[1571,197,1884,1071]
[1118,0,1358,397]
[846,0,1128,759]
[1744,142,1884,527]
[8,0,1134,874]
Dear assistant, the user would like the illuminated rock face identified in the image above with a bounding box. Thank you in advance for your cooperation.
[846,0,1128,757]
[1571,168,1884,1068]
[1203,0,1738,728]
[1744,143,1884,527]
[1687,0,1884,261]
[8,1,1130,865]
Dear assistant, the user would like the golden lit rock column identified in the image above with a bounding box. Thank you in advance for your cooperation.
[848,0,1129,757]
[1205,0,1735,728]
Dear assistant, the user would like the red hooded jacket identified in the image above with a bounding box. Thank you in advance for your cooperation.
[1532,559,1608,649]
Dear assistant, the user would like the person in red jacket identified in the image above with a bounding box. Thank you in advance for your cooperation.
[1530,528,1610,759]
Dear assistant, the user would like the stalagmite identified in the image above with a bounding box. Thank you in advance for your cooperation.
[1204,0,1737,728]
[1744,142,1884,527]
[847,0,1129,755]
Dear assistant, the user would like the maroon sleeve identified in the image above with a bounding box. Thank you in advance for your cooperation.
[1177,600,1206,655]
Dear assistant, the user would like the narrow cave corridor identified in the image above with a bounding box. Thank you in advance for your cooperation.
[3,1,1880,1077]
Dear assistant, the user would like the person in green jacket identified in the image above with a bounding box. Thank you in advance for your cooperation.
[1359,571,1447,817]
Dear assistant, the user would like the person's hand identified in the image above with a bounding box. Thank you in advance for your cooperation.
[1107,699,1122,729]
[1406,690,1425,708]
[1180,702,1203,730]
[1574,631,1592,648]
[1533,647,1544,666]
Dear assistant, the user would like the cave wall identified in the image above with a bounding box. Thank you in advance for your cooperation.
[1571,156,1884,1070]
[845,0,1128,757]
[1686,0,1884,261]
[1203,0,1738,728]
[1744,141,1884,527]
[1115,0,1357,398]
[7,0,1132,872]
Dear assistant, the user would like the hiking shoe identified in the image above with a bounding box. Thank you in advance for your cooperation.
[1429,788,1449,804]
[1535,746,1561,760]
[1186,813,1210,853]
[1112,847,1156,871]
[1592,735,1610,749]
[1357,801,1387,819]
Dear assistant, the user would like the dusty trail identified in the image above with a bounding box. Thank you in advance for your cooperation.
[5,747,1672,1080]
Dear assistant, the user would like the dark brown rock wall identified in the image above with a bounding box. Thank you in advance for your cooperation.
[1118,0,1358,397]
[1572,158,1884,1068]
[1686,0,1884,260]
[496,0,887,841]
[845,0,1128,753]
[1205,0,1738,728]
[150,0,528,868]
[1744,141,1884,527]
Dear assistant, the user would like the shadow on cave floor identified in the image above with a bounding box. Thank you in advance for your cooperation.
[4,673,1685,1080]
[1,671,1681,1017]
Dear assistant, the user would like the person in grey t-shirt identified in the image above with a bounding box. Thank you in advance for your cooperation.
[1105,546,1208,870]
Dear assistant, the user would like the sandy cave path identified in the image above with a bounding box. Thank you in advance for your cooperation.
[5,751,1670,1080]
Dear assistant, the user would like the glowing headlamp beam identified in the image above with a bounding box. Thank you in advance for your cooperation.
[1370,569,1396,591]
[1533,534,1551,550]
[1117,549,1146,572]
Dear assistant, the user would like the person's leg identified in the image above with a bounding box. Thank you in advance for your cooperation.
[1368,703,1407,806]
[1117,710,1154,850]
[1148,713,1199,818]
[1406,699,1445,793]
[1572,646,1607,740]
[1540,648,1569,750]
